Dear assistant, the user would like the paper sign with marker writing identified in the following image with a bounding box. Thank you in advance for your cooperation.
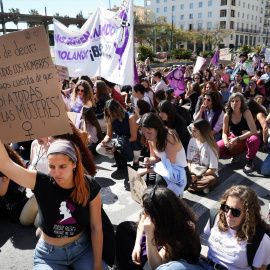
[128,167,147,204]
[0,26,72,143]
[55,65,69,80]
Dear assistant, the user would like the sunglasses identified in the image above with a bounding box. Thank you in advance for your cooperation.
[76,89,84,92]
[195,77,200,79]
[149,184,158,199]
[220,86,227,89]
[204,98,211,102]
[250,84,257,86]
[221,203,242,218]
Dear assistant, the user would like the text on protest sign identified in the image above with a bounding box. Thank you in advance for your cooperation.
[53,0,134,86]
[0,26,71,143]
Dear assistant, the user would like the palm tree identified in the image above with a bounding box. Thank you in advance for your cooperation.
[28,9,40,27]
[9,8,20,29]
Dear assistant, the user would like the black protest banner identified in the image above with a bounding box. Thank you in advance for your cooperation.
[0,26,71,143]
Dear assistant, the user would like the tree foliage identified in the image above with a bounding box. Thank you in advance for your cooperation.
[137,46,156,61]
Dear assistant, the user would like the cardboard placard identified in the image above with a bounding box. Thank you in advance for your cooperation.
[55,64,69,80]
[219,48,231,61]
[265,48,270,63]
[67,112,77,125]
[0,26,72,143]
[128,167,147,204]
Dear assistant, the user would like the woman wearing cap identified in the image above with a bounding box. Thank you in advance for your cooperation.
[0,139,108,270]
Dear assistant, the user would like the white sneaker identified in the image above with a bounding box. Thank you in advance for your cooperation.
[202,187,210,194]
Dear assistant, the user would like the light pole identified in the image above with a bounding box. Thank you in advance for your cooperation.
[109,0,111,10]
[170,6,173,51]
[265,29,269,48]
[208,35,211,51]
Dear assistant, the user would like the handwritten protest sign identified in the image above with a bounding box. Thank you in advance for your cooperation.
[128,167,147,204]
[0,26,72,143]
[55,65,69,80]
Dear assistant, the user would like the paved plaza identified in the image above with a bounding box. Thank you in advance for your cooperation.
[0,149,270,270]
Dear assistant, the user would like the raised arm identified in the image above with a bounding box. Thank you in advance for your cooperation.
[0,140,36,190]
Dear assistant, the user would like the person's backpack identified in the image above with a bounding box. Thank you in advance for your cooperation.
[209,208,270,269]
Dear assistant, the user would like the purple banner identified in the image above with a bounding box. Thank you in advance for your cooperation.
[166,65,185,96]
[211,51,219,67]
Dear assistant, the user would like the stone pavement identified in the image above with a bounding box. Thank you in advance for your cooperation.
[1,149,270,270]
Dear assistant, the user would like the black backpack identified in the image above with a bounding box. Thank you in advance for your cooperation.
[209,208,270,269]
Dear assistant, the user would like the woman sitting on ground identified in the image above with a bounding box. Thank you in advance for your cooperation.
[135,100,151,124]
[0,144,28,223]
[217,92,260,173]
[96,99,142,170]
[116,186,202,270]
[198,185,270,270]
[187,119,219,194]
[140,78,155,105]
[133,84,153,111]
[0,139,109,270]
[80,105,103,155]
[247,99,268,151]
[243,79,261,100]
[70,80,96,113]
[185,82,201,117]
[194,91,225,141]
[157,100,191,153]
[137,113,188,197]
[153,71,167,92]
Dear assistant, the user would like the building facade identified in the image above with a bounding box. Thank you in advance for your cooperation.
[144,0,270,49]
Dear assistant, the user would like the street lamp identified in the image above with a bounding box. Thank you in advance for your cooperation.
[170,6,174,51]
[208,35,211,51]
[265,29,269,48]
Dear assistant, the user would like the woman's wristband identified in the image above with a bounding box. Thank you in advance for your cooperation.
[237,136,241,142]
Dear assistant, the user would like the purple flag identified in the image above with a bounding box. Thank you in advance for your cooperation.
[261,46,265,53]
[134,58,139,85]
[211,51,219,67]
[166,65,185,96]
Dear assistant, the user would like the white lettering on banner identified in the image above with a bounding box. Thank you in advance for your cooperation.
[53,0,134,86]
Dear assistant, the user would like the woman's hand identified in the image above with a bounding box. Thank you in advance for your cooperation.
[137,168,148,178]
[200,101,207,113]
[191,175,198,182]
[93,265,105,270]
[226,137,238,150]
[132,244,142,265]
[143,216,155,239]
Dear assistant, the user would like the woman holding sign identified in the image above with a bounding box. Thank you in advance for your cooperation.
[0,139,108,270]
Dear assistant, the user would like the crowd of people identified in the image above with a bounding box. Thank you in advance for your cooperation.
[1,50,270,269]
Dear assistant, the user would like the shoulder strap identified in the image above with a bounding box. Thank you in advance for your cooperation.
[209,208,219,229]
[247,226,266,266]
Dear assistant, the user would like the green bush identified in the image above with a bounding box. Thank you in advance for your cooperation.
[169,48,193,59]
[200,51,215,58]
[238,44,252,53]
[137,46,156,61]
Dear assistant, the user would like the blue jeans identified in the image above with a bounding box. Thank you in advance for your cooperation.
[33,231,109,270]
[156,260,205,270]
[261,152,270,176]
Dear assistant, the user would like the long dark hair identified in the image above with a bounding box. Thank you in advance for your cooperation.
[4,144,25,168]
[139,112,179,152]
[226,92,247,116]
[157,100,177,128]
[247,99,267,117]
[82,106,103,143]
[95,80,110,102]
[142,187,201,263]
[203,91,225,112]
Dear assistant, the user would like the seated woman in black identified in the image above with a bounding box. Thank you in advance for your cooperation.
[0,144,28,222]
[96,99,142,169]
[157,100,191,153]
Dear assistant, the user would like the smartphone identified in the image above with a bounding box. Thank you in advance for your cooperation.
[142,162,156,166]
[105,146,113,150]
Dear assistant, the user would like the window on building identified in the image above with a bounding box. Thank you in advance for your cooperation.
[256,16,257,20]
[220,10,227,17]
[243,2,245,7]
[252,15,253,20]
[164,7,167,12]
[198,12,202,18]
[172,6,175,11]
[221,0,227,5]
[165,16,167,22]
[199,2,203,7]
[260,17,262,23]
[248,3,250,8]
[231,0,235,6]
[164,0,167,2]
[189,24,193,30]
[207,22,212,29]
[181,15,184,20]
[220,21,226,29]
[198,23,202,29]
[242,13,244,18]
[247,14,249,19]
[157,8,160,13]
[252,5,254,10]
[238,12,240,17]
[238,0,241,6]
[208,12,212,17]
[261,8,263,13]
[190,3,193,8]
[208,1,212,6]
[189,14,193,19]
[230,21,234,29]
[172,15,175,21]
[231,10,235,17]
[256,6,258,11]
[240,35,243,44]
[180,25,184,30]
[181,4,184,10]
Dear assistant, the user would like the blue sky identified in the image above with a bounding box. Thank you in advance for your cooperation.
[4,0,144,30]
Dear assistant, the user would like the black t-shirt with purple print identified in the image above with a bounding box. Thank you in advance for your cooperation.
[34,171,100,238]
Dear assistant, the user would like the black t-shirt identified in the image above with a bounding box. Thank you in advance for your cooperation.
[34,171,101,238]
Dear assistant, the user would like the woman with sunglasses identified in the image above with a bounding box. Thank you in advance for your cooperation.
[218,81,230,103]
[0,139,108,270]
[243,79,261,100]
[198,185,270,270]
[193,73,203,84]
[116,186,202,270]
[217,92,260,173]
[194,91,225,141]
[70,80,96,113]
